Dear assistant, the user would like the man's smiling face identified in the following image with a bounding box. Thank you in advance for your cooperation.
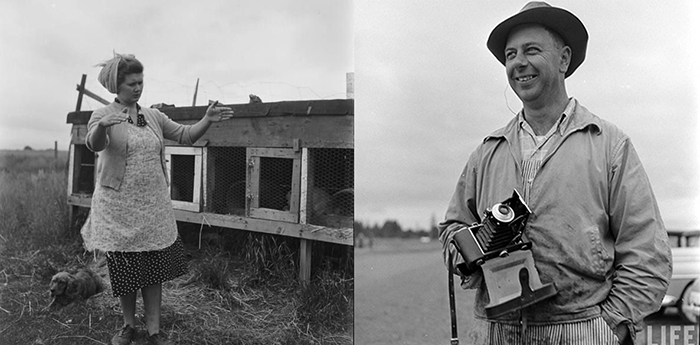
[504,24,569,107]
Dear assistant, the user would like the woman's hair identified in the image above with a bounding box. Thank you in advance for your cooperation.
[116,56,144,87]
[96,53,143,94]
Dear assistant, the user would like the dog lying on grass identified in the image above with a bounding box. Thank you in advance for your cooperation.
[47,269,105,309]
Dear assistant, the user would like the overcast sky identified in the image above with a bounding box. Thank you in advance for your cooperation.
[0,0,352,149]
[355,1,700,231]
[2,1,698,231]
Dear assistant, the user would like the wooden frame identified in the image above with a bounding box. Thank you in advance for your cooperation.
[247,147,301,223]
[67,144,77,197]
[299,148,313,282]
[68,144,96,196]
[165,146,203,212]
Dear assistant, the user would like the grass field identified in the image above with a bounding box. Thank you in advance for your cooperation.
[0,148,69,172]
[0,149,353,344]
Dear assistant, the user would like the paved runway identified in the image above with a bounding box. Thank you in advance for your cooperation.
[354,238,697,345]
[355,239,478,344]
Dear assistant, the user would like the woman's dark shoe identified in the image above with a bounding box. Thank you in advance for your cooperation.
[146,332,173,345]
[111,324,137,345]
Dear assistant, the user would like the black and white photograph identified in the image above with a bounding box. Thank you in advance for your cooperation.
[1,1,700,345]
[0,1,353,344]
[354,1,699,345]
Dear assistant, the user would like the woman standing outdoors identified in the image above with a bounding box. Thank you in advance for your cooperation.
[81,52,233,345]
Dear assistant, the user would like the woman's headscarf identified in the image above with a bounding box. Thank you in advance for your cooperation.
[95,52,136,94]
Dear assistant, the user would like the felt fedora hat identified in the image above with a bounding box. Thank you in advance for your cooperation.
[487,1,588,78]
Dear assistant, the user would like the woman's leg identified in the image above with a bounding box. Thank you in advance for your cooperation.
[142,283,162,335]
[119,291,138,327]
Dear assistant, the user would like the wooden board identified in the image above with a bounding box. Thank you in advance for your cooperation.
[300,239,313,283]
[66,99,354,124]
[69,115,353,149]
[64,201,353,245]
[172,210,353,245]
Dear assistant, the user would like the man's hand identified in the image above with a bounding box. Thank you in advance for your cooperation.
[615,323,630,345]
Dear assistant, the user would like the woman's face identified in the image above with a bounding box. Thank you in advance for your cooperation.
[116,73,143,105]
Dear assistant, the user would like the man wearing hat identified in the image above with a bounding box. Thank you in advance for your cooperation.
[439,2,671,344]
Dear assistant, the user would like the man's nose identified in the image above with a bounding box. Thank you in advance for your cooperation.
[511,52,528,67]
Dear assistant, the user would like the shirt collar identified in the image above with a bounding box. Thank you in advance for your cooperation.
[114,97,142,112]
[518,98,577,136]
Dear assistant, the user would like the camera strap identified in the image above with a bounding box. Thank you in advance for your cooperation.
[448,266,459,345]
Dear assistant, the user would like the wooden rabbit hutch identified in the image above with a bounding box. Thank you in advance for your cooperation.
[65,94,354,282]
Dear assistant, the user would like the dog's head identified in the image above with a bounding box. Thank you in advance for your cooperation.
[49,272,74,296]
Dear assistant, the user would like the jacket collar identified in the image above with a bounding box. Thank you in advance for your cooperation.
[484,98,602,143]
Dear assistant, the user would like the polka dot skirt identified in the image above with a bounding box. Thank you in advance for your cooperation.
[106,237,188,297]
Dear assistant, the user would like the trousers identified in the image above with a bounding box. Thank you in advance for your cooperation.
[469,316,619,345]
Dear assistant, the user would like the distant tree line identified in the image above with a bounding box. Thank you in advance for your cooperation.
[0,149,69,173]
[353,219,439,239]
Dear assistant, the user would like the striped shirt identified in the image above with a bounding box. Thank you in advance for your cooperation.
[472,316,619,345]
[518,98,576,201]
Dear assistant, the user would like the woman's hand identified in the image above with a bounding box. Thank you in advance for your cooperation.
[205,101,234,122]
[98,108,129,127]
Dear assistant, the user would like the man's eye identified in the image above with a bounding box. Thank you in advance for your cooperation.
[526,47,539,54]
[505,51,516,60]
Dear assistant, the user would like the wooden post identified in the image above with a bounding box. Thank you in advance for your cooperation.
[299,147,312,284]
[67,144,78,233]
[54,141,58,170]
[75,74,87,112]
[77,86,109,106]
[346,72,354,99]
[192,78,200,106]
[299,238,312,285]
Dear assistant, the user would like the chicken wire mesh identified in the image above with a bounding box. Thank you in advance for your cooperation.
[257,156,294,211]
[206,147,293,217]
[305,148,353,228]
[205,147,248,215]
[202,146,353,228]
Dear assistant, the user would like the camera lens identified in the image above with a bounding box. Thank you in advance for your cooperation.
[492,204,514,223]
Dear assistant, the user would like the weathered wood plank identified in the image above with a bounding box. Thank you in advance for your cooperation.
[299,239,312,283]
[67,99,354,124]
[71,125,88,145]
[75,74,87,112]
[67,195,93,208]
[197,115,353,148]
[173,210,353,245]
[66,201,353,245]
[70,116,353,148]
[77,85,109,106]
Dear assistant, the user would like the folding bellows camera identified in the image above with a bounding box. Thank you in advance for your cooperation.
[451,190,557,318]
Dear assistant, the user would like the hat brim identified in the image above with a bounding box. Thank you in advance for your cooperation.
[487,6,588,78]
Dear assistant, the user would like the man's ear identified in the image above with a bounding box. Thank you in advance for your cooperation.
[559,46,572,74]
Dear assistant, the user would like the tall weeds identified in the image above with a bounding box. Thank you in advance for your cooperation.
[242,232,299,285]
[0,151,353,344]
[0,170,71,255]
[0,150,68,173]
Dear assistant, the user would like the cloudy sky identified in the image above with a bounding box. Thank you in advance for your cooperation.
[0,0,352,149]
[355,1,700,231]
[2,1,698,232]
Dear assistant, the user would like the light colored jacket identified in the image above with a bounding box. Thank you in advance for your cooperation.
[439,101,671,340]
[85,101,195,190]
